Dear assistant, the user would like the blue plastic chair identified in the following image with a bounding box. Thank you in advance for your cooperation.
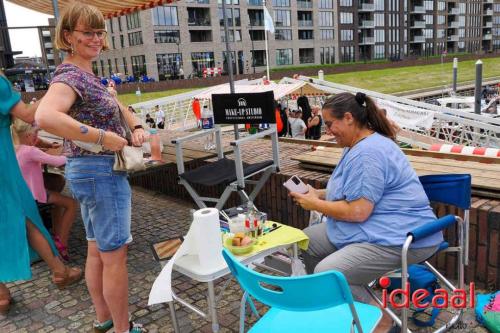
[369,174,471,333]
[222,249,382,333]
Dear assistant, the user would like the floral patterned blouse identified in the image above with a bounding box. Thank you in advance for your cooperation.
[50,63,126,157]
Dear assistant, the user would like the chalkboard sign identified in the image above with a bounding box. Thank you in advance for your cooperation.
[212,91,276,124]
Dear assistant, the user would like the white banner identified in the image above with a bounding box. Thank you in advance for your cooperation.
[377,99,435,130]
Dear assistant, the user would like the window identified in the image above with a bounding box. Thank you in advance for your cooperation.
[221,30,242,42]
[375,29,384,43]
[111,36,115,49]
[191,52,215,75]
[218,0,239,4]
[118,17,122,31]
[340,46,354,62]
[274,10,291,27]
[276,48,292,65]
[120,35,125,48]
[341,29,353,41]
[126,12,141,29]
[339,0,352,6]
[100,60,105,76]
[128,31,143,46]
[437,1,445,11]
[154,30,180,43]
[107,59,112,76]
[190,30,212,42]
[374,45,385,59]
[131,55,147,77]
[299,48,314,64]
[320,29,334,40]
[340,12,353,24]
[218,8,241,26]
[114,58,119,73]
[272,0,290,6]
[153,6,179,26]
[374,13,384,26]
[92,61,98,75]
[319,12,333,27]
[275,29,292,40]
[424,1,433,11]
[319,0,333,9]
[251,50,266,66]
[374,0,384,11]
[157,53,183,80]
[249,9,264,26]
[298,30,313,40]
[249,29,265,40]
[437,15,445,25]
[320,46,335,64]
[108,19,114,33]
[122,57,128,75]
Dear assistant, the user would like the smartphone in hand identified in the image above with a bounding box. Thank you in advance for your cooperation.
[283,175,308,194]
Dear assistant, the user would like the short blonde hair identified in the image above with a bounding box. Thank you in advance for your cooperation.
[11,118,35,145]
[55,2,109,52]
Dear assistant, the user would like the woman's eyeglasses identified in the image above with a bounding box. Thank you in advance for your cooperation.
[73,30,107,40]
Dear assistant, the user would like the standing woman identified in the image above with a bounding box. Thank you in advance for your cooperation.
[35,3,147,333]
[0,74,82,315]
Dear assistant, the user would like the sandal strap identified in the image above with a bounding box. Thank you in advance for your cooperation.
[93,319,113,332]
[129,321,148,333]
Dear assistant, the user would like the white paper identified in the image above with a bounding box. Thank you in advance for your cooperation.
[148,208,224,305]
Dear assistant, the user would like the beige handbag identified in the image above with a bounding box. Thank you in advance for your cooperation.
[113,145,145,172]
[113,103,146,172]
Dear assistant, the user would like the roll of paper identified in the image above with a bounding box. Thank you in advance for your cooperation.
[193,208,225,270]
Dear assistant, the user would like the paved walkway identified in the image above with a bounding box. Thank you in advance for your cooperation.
[0,187,490,333]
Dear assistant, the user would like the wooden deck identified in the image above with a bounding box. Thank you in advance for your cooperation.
[293,146,500,197]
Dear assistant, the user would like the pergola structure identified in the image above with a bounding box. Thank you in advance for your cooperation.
[7,0,180,19]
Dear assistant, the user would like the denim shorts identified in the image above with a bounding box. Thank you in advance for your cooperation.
[66,155,132,252]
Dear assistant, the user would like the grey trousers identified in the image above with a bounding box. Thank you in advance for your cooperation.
[302,222,439,302]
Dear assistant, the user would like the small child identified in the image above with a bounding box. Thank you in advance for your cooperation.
[12,119,76,261]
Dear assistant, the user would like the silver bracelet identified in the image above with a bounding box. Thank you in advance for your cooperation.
[96,129,105,146]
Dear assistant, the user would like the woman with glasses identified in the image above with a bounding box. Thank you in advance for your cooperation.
[36,3,146,333]
[290,92,442,332]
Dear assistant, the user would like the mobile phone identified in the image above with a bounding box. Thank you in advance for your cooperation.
[283,175,308,194]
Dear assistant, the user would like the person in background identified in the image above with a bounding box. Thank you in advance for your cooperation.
[278,105,289,137]
[178,67,184,80]
[297,96,312,138]
[145,113,156,128]
[0,72,82,317]
[12,119,77,261]
[35,3,147,332]
[307,105,323,140]
[288,109,307,139]
[290,92,442,333]
[155,105,165,129]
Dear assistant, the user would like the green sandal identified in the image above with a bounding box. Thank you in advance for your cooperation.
[93,319,113,333]
[130,321,148,333]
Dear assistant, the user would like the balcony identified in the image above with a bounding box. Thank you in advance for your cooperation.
[483,34,492,40]
[187,8,211,26]
[411,6,425,14]
[448,21,460,28]
[44,42,53,48]
[359,37,375,44]
[247,0,263,5]
[359,3,375,12]
[411,21,426,28]
[484,22,493,28]
[447,35,459,42]
[449,8,460,15]
[298,20,313,27]
[411,36,425,43]
[360,20,375,28]
[47,53,54,60]
[485,9,493,16]
[297,1,312,9]
[185,0,209,4]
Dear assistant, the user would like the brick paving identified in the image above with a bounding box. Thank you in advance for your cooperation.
[0,187,491,333]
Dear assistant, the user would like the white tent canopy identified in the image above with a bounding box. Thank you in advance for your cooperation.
[194,81,330,100]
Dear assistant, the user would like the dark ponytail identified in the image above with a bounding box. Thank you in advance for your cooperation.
[322,92,396,140]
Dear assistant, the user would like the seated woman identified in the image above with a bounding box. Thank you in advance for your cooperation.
[12,119,76,261]
[290,92,443,332]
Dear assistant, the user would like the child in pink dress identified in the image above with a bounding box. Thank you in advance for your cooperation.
[12,119,76,261]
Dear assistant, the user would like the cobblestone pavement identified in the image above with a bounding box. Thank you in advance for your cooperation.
[0,187,490,333]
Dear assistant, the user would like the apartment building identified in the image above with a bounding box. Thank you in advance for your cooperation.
[96,0,500,81]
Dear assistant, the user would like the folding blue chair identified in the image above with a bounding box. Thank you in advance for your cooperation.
[367,174,472,333]
[222,248,382,333]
